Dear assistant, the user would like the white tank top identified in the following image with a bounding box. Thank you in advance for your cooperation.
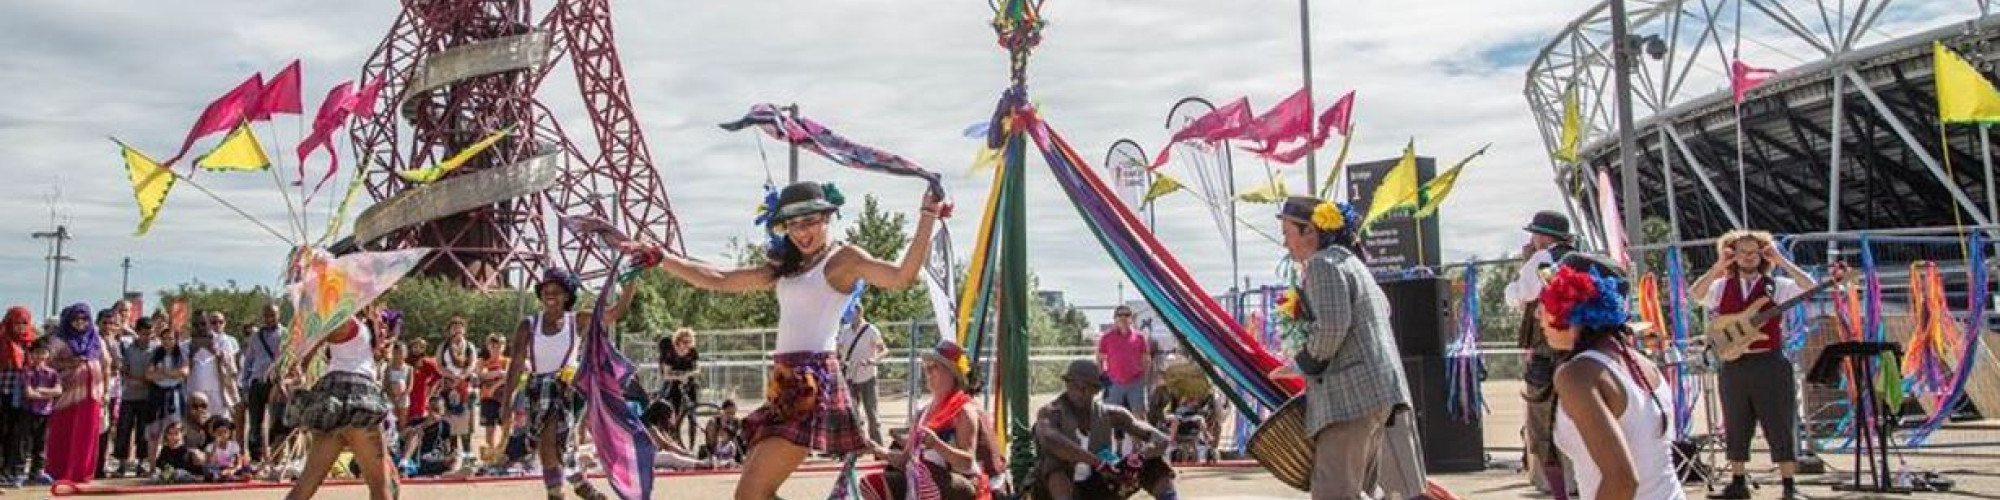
[774,248,851,354]
[326,321,378,378]
[529,312,577,375]
[1554,351,1684,500]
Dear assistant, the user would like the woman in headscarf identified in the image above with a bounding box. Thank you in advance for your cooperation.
[860,340,995,500]
[45,303,111,485]
[0,306,38,484]
[622,181,944,500]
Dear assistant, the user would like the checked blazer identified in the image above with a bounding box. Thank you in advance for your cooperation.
[1299,245,1412,435]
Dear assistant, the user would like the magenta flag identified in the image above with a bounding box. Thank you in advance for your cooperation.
[1148,97,1253,168]
[1595,169,1630,268]
[1730,60,1776,104]
[1239,88,1315,155]
[297,81,355,186]
[163,73,264,165]
[1259,91,1356,164]
[251,60,304,120]
[345,77,387,118]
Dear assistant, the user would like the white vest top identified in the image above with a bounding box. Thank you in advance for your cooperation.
[326,321,378,378]
[1554,350,1685,500]
[529,312,578,375]
[774,249,850,354]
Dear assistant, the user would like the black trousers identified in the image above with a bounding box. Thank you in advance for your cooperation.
[243,380,274,461]
[112,399,153,463]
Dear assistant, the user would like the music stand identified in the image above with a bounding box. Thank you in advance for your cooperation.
[1806,341,1909,494]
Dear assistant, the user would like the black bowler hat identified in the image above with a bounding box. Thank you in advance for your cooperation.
[1523,210,1573,241]
[770,181,842,224]
[1277,196,1323,225]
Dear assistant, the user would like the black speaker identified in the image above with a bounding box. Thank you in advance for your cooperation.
[1401,355,1487,473]
[1380,277,1449,357]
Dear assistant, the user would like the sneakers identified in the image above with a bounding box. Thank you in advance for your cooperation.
[28,473,53,486]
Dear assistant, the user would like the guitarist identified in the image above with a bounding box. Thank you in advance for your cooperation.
[1689,230,1816,500]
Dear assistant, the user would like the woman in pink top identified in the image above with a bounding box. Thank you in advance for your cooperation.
[1096,305,1153,423]
[46,304,110,486]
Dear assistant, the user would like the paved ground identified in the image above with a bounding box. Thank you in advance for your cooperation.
[51,381,2000,499]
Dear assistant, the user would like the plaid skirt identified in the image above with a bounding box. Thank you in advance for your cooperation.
[287,371,392,432]
[744,351,867,454]
[523,373,584,443]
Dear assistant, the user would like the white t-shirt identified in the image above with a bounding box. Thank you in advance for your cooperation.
[187,332,239,416]
[1699,275,1803,313]
[837,323,883,383]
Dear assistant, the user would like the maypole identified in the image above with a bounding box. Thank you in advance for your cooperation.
[991,0,1043,486]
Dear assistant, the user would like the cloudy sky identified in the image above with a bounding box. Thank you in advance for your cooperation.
[0,0,1613,319]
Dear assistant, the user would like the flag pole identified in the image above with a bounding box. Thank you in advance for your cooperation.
[176,169,297,246]
[1297,0,1318,186]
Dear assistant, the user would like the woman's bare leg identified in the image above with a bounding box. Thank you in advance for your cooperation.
[283,431,349,500]
[733,438,810,500]
[343,427,399,500]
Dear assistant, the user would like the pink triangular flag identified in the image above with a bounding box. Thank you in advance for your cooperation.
[250,60,303,120]
[164,73,265,166]
[297,81,355,186]
[1730,59,1777,104]
[1150,97,1254,168]
[1239,88,1315,155]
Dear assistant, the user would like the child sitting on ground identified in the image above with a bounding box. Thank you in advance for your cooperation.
[206,419,252,481]
[153,421,207,483]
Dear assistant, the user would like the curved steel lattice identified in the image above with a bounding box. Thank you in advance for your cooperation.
[1526,0,2000,246]
[350,0,681,288]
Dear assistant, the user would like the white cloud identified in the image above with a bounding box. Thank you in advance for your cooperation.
[0,0,1603,319]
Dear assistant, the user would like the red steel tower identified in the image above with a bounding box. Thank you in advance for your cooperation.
[349,0,680,288]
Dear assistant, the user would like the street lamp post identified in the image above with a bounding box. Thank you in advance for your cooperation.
[31,225,73,319]
[1608,0,1644,272]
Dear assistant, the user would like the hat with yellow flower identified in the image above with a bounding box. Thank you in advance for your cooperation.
[1277,196,1357,235]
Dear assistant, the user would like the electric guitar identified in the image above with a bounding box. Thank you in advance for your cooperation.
[1704,272,1853,361]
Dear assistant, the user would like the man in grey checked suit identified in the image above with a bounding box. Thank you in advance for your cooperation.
[1277,196,1414,500]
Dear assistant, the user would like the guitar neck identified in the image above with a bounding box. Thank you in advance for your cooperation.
[1747,277,1846,324]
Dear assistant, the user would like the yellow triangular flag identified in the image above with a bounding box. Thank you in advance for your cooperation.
[1143,173,1185,204]
[194,122,271,172]
[118,140,176,236]
[1555,84,1581,162]
[1235,177,1288,204]
[1364,140,1419,226]
[1412,144,1490,218]
[398,125,514,183]
[1936,42,2000,124]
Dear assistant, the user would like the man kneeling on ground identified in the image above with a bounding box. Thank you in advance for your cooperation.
[1028,360,1177,500]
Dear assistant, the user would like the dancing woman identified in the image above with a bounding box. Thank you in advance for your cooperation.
[282,305,398,500]
[1537,254,1684,500]
[628,181,943,500]
[496,268,637,500]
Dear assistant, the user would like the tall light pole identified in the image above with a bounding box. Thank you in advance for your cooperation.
[1608,0,1644,272]
[32,225,73,319]
[783,103,801,184]
[1297,0,1318,186]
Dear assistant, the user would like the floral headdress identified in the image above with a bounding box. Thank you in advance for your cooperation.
[1538,265,1629,331]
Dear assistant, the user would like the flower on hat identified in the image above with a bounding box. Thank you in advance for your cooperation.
[1311,201,1347,232]
[822,183,847,208]
[1538,266,1629,330]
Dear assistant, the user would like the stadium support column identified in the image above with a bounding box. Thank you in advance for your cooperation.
[1609,0,1643,272]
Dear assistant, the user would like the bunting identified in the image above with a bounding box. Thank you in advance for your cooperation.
[1729,59,1776,105]
[1935,42,2000,124]
[1363,140,1419,227]
[1147,97,1254,168]
[1410,145,1489,218]
[117,140,176,236]
[164,73,264,166]
[194,122,273,172]
[1142,173,1185,204]
[396,125,515,183]
[251,60,303,120]
[1554,84,1581,163]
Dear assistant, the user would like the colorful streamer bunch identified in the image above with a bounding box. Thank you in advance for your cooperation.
[1903,233,1989,446]
[1663,250,1698,439]
[1019,109,1301,418]
[1444,264,1485,424]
